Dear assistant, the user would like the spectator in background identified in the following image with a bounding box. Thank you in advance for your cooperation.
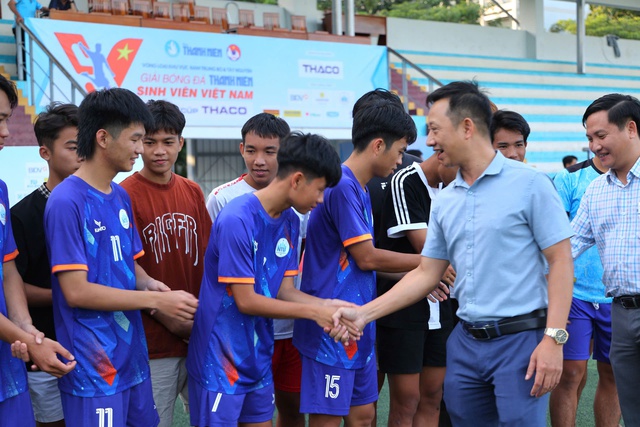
[47,0,76,11]
[563,155,578,169]
[8,0,48,78]
[11,103,82,427]
[490,110,530,163]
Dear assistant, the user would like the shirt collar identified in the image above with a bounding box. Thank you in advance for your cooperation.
[605,154,640,186]
[38,182,51,199]
[452,150,504,188]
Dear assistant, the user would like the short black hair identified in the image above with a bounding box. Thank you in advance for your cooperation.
[34,103,78,149]
[582,93,640,131]
[277,132,342,187]
[426,80,492,138]
[146,99,185,136]
[562,155,578,167]
[352,102,417,152]
[490,110,530,143]
[0,74,18,109]
[77,88,153,160]
[241,113,290,142]
[352,88,403,118]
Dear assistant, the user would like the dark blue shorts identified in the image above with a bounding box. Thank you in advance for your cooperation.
[299,355,378,416]
[564,298,612,363]
[189,379,274,426]
[0,390,35,427]
[60,377,159,427]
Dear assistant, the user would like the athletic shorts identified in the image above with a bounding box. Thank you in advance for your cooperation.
[299,355,378,416]
[272,338,302,393]
[28,370,64,423]
[0,390,35,427]
[564,298,612,363]
[189,380,274,426]
[377,325,452,374]
[60,377,159,427]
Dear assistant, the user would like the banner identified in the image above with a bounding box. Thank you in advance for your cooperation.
[27,19,388,130]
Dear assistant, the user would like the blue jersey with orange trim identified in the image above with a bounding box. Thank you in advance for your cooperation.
[187,193,299,394]
[293,165,376,369]
[0,179,29,403]
[44,176,149,397]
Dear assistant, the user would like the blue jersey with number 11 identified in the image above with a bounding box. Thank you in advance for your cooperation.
[45,176,149,397]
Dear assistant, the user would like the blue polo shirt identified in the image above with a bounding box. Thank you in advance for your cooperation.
[423,152,574,322]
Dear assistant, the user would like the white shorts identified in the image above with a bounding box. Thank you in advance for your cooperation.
[28,370,63,423]
[150,357,189,427]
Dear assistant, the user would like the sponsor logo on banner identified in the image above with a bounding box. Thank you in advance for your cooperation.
[298,60,344,79]
[165,40,180,57]
[227,44,241,61]
[55,33,143,92]
[326,111,340,118]
[284,110,302,118]
[263,109,280,117]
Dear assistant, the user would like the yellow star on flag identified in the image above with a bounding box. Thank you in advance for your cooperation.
[117,44,134,60]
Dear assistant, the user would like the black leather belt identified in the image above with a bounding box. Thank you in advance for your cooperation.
[462,309,547,340]
[614,295,640,309]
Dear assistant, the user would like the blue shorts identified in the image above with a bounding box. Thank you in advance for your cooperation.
[0,390,35,427]
[299,355,378,416]
[61,377,159,427]
[564,298,612,363]
[188,379,274,426]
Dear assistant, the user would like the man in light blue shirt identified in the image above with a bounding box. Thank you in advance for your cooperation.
[333,81,574,426]
[550,155,621,427]
[571,93,640,426]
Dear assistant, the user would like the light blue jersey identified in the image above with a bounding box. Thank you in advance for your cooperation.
[554,159,610,303]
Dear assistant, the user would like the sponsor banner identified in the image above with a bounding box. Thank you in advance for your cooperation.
[26,19,387,129]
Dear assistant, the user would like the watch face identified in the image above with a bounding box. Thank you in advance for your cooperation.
[556,329,569,344]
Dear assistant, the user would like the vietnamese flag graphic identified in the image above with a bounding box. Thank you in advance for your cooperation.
[106,38,143,87]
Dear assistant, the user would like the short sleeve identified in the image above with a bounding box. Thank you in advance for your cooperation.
[421,201,448,260]
[328,183,372,248]
[9,209,28,274]
[45,194,88,273]
[552,170,572,215]
[1,183,18,263]
[216,212,254,284]
[527,173,574,251]
[385,170,429,238]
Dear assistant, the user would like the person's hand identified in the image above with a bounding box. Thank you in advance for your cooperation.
[330,307,366,342]
[155,291,198,322]
[11,340,30,362]
[145,279,170,292]
[28,338,77,378]
[16,16,24,24]
[427,281,450,303]
[526,338,563,397]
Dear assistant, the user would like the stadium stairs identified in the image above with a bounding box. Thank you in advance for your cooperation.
[0,18,38,147]
[391,49,640,173]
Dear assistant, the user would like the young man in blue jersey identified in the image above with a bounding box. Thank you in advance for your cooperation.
[11,102,82,427]
[292,97,422,427]
[43,88,199,427]
[0,75,76,427]
[187,132,357,427]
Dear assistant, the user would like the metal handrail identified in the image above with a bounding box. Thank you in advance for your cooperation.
[387,47,442,112]
[16,20,87,107]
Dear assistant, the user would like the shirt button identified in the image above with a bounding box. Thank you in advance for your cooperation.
[467,272,472,276]
[467,245,472,249]
[467,217,471,221]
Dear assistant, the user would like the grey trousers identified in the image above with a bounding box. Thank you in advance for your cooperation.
[610,302,640,427]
